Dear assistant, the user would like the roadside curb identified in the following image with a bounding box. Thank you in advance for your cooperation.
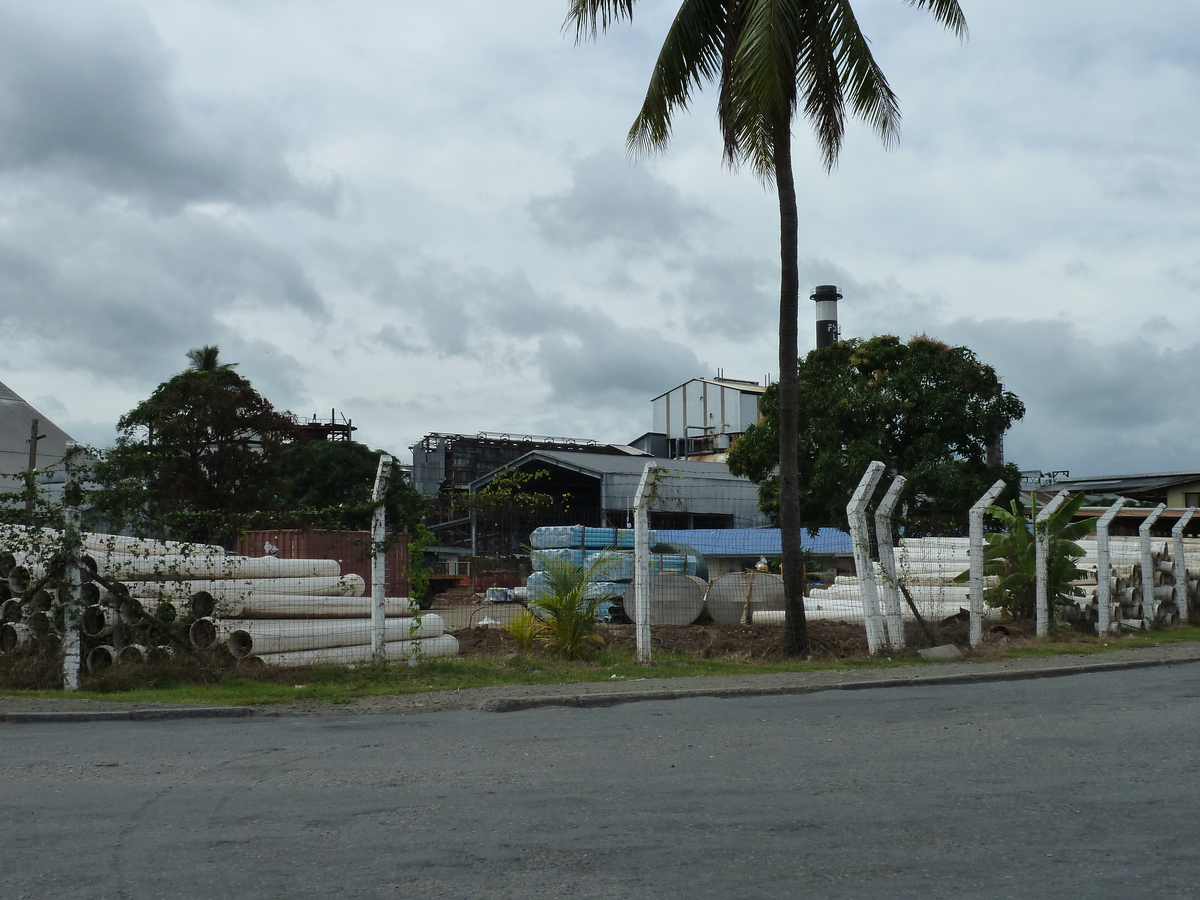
[3,706,255,724]
[478,654,1200,713]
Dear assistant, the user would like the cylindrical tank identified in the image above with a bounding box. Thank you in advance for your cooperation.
[624,574,706,626]
[704,571,786,623]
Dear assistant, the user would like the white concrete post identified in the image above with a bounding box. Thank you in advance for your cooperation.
[873,475,908,650]
[371,454,393,664]
[61,442,84,690]
[1095,498,1126,635]
[1172,508,1195,625]
[846,461,887,654]
[1035,489,1071,638]
[968,479,1007,647]
[632,462,658,665]
[1139,503,1166,625]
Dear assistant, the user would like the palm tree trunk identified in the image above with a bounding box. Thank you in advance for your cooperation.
[774,122,809,657]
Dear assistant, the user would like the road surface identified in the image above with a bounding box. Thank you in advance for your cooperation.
[4,663,1199,898]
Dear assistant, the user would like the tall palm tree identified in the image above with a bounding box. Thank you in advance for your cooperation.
[568,0,966,655]
[186,345,237,373]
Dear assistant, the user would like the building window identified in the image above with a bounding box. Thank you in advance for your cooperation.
[1186,492,1200,508]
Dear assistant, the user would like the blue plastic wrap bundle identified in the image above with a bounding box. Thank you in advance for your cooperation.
[530,526,582,550]
[526,570,552,600]
[586,550,634,582]
[530,548,587,571]
[529,525,658,550]
[581,581,622,601]
[525,573,626,607]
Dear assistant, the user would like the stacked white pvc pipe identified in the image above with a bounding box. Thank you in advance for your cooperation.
[0,530,462,668]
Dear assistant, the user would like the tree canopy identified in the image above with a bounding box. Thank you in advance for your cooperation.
[93,351,299,545]
[727,335,1025,530]
[278,439,424,534]
[94,348,422,546]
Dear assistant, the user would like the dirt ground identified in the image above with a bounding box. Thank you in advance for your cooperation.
[451,614,1000,662]
[437,586,1034,663]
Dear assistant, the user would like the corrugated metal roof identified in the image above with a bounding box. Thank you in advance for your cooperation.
[656,528,853,557]
[0,380,74,487]
[1049,471,1200,498]
[650,376,767,403]
[470,450,750,488]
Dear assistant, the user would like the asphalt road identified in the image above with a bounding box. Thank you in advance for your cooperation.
[4,664,1200,899]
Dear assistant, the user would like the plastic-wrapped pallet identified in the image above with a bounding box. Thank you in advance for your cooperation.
[586,551,634,582]
[524,571,625,605]
[529,525,657,550]
[531,548,587,570]
[583,581,626,600]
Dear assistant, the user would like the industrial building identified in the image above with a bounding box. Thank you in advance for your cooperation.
[461,450,770,556]
[0,379,74,495]
[410,432,648,496]
[632,374,766,462]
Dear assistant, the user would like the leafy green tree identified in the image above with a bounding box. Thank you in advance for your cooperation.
[569,0,967,655]
[93,350,298,547]
[727,335,1025,529]
[278,439,424,533]
[953,492,1096,622]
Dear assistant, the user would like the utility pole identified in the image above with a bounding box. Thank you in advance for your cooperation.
[25,418,45,518]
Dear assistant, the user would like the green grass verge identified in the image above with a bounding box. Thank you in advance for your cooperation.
[999,625,1200,658]
[4,629,1199,707]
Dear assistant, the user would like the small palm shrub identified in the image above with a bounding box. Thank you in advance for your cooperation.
[503,609,543,655]
[525,551,618,660]
[955,492,1096,621]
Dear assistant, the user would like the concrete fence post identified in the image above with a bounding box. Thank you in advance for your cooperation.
[968,479,1007,647]
[633,462,659,665]
[1172,508,1195,625]
[873,475,908,650]
[1139,503,1167,625]
[847,461,887,654]
[61,442,85,690]
[1035,490,1071,638]
[371,454,393,664]
[1095,498,1126,635]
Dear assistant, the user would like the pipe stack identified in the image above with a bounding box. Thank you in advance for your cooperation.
[0,529,459,671]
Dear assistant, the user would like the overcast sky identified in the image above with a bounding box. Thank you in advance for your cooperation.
[1,0,1197,479]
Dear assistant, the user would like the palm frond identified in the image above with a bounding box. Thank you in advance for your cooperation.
[566,0,639,42]
[721,0,801,180]
[629,0,728,157]
[905,0,967,40]
[827,0,899,152]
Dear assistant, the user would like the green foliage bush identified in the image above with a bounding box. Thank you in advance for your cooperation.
[523,551,618,660]
[955,492,1097,621]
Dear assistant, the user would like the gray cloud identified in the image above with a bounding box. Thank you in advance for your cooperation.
[340,242,703,407]
[0,2,337,213]
[529,151,708,255]
[0,196,326,384]
[534,319,701,407]
[938,317,1200,475]
[671,256,776,339]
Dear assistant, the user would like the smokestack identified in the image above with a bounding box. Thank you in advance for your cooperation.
[811,284,842,349]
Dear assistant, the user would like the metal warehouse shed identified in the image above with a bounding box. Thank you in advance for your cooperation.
[470,450,771,530]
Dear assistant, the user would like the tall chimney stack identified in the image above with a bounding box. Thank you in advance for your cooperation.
[811,284,842,349]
